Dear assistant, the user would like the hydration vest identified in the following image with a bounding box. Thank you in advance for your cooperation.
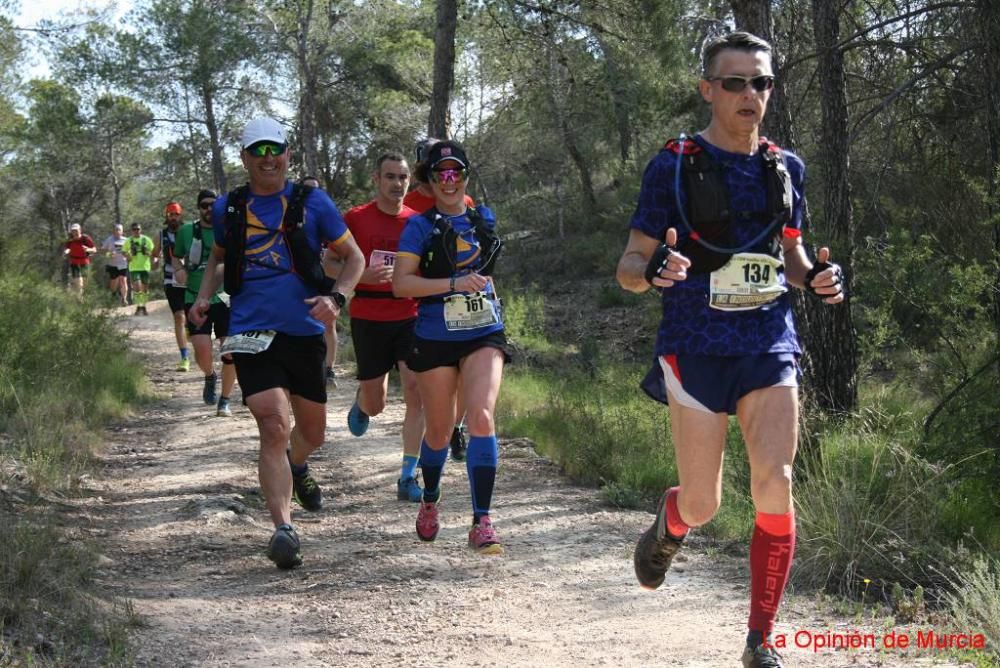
[418,206,502,279]
[223,183,336,296]
[666,135,793,273]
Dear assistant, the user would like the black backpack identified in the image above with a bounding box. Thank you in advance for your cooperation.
[418,206,502,279]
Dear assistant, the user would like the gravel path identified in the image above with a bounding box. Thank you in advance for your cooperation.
[79,301,973,667]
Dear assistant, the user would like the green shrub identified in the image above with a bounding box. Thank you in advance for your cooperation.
[946,556,1000,663]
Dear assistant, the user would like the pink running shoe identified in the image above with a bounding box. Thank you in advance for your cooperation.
[416,501,439,542]
[468,516,504,555]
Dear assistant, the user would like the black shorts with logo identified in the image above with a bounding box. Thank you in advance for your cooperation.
[351,318,416,381]
[230,332,326,404]
[185,301,230,338]
[406,330,512,373]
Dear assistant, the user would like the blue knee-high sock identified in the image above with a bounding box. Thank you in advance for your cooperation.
[419,440,448,502]
[466,435,498,524]
[401,454,419,480]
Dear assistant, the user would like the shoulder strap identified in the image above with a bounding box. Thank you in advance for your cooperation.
[758,137,793,223]
[223,184,250,296]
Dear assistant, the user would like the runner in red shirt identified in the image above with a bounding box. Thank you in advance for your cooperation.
[63,223,96,294]
[335,152,426,502]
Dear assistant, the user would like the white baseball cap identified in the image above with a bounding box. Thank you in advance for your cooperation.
[241,117,287,148]
[69,223,81,231]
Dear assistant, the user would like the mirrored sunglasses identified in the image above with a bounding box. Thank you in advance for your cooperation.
[709,75,775,93]
[246,142,287,158]
[431,168,468,184]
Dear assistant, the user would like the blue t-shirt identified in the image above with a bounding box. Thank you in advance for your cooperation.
[630,135,806,356]
[212,181,351,336]
[397,205,504,342]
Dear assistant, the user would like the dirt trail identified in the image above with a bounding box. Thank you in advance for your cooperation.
[77,300,970,667]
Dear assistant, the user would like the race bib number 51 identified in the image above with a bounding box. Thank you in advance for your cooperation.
[369,249,396,267]
[709,253,787,311]
[444,292,499,331]
[220,329,276,355]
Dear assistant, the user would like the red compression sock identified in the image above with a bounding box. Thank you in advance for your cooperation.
[748,510,795,635]
[664,486,690,539]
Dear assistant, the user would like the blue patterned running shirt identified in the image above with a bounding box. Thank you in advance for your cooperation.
[629,134,807,357]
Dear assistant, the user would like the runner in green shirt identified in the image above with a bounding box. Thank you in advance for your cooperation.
[122,223,156,315]
[173,189,236,416]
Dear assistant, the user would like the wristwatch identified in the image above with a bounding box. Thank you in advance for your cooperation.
[330,291,347,309]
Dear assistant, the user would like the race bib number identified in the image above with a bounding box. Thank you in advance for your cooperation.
[444,291,499,331]
[220,329,275,355]
[709,253,787,311]
[369,249,396,267]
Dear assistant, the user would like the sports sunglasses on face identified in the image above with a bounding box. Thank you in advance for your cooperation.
[246,142,287,157]
[198,201,215,210]
[431,168,468,184]
[708,75,775,93]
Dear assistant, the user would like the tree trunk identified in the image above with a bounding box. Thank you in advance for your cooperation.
[296,0,320,178]
[978,0,1000,338]
[805,0,858,413]
[729,0,795,146]
[547,48,596,211]
[201,83,226,193]
[596,35,631,163]
[428,0,458,139]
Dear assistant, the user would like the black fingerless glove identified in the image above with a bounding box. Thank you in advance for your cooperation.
[644,243,675,285]
[804,261,844,298]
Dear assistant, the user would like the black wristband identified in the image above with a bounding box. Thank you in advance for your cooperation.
[644,243,675,284]
[804,261,844,298]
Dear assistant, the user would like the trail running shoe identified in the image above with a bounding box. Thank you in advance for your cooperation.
[135,306,143,316]
[416,500,439,542]
[202,372,218,405]
[468,516,504,555]
[291,465,323,512]
[397,476,423,502]
[741,643,784,668]
[347,401,369,437]
[325,366,337,388]
[267,523,302,569]
[176,358,190,372]
[450,425,467,461]
[633,490,685,590]
[216,398,232,417]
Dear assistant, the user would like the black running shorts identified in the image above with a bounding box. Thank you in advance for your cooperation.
[165,284,187,314]
[406,330,512,373]
[351,317,416,380]
[185,301,230,338]
[105,266,128,279]
[231,332,327,403]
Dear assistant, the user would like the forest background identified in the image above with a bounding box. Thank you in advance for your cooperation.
[0,0,998,664]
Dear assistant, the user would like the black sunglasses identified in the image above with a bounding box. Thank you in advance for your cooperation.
[708,75,775,93]
[198,201,215,210]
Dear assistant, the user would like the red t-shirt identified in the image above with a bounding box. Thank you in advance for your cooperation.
[64,235,95,266]
[345,201,419,322]
[402,189,475,215]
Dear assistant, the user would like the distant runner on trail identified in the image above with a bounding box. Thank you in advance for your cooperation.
[616,32,845,668]
[172,189,236,417]
[156,202,191,371]
[330,152,425,503]
[122,222,156,315]
[63,223,96,294]
[393,139,509,555]
[101,224,129,305]
[189,117,364,570]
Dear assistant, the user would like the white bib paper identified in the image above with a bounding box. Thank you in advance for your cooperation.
[443,291,499,331]
[369,249,396,267]
[220,329,276,355]
[709,253,787,311]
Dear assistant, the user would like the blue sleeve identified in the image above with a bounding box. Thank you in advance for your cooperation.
[398,214,433,257]
[307,190,350,252]
[211,196,228,248]
[475,205,496,230]
[629,151,680,241]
